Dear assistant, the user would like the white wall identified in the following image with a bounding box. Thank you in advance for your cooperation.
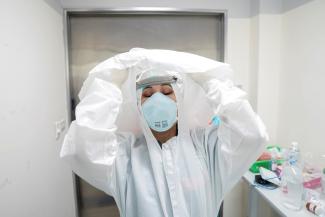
[252,0,325,165]
[277,0,325,165]
[248,0,325,216]
[253,0,325,167]
[252,0,283,144]
[0,0,76,217]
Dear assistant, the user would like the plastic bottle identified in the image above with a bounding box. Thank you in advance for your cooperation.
[290,142,301,166]
[281,142,304,211]
[306,201,325,217]
[270,148,278,171]
[322,168,325,195]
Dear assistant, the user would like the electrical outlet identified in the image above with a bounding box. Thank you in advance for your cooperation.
[55,119,66,140]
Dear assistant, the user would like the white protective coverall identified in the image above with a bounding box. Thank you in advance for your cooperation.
[60,48,268,217]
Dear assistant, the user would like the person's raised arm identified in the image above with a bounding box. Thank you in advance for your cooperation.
[60,78,134,197]
[193,78,268,199]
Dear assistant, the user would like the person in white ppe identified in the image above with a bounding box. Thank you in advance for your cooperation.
[61,48,268,217]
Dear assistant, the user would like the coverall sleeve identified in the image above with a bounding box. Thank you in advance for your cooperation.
[60,78,133,198]
[196,79,268,198]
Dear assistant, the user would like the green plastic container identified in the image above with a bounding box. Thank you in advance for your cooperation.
[249,159,283,173]
[249,145,284,173]
[250,160,271,173]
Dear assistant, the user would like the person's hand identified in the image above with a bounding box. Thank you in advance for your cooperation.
[201,79,246,114]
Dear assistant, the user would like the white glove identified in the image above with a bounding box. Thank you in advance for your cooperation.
[201,79,247,114]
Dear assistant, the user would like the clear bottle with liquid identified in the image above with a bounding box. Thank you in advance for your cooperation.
[281,142,304,211]
[270,148,278,171]
[322,168,325,195]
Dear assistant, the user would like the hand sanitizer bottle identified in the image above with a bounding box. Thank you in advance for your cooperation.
[281,142,304,211]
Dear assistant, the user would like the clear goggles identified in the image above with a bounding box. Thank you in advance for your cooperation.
[136,75,177,90]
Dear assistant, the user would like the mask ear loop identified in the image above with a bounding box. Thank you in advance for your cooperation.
[136,87,148,132]
[136,87,143,108]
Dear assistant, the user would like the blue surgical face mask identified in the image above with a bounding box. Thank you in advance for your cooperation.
[141,92,177,132]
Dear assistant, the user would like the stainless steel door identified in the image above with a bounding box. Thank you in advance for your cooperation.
[67,10,225,217]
